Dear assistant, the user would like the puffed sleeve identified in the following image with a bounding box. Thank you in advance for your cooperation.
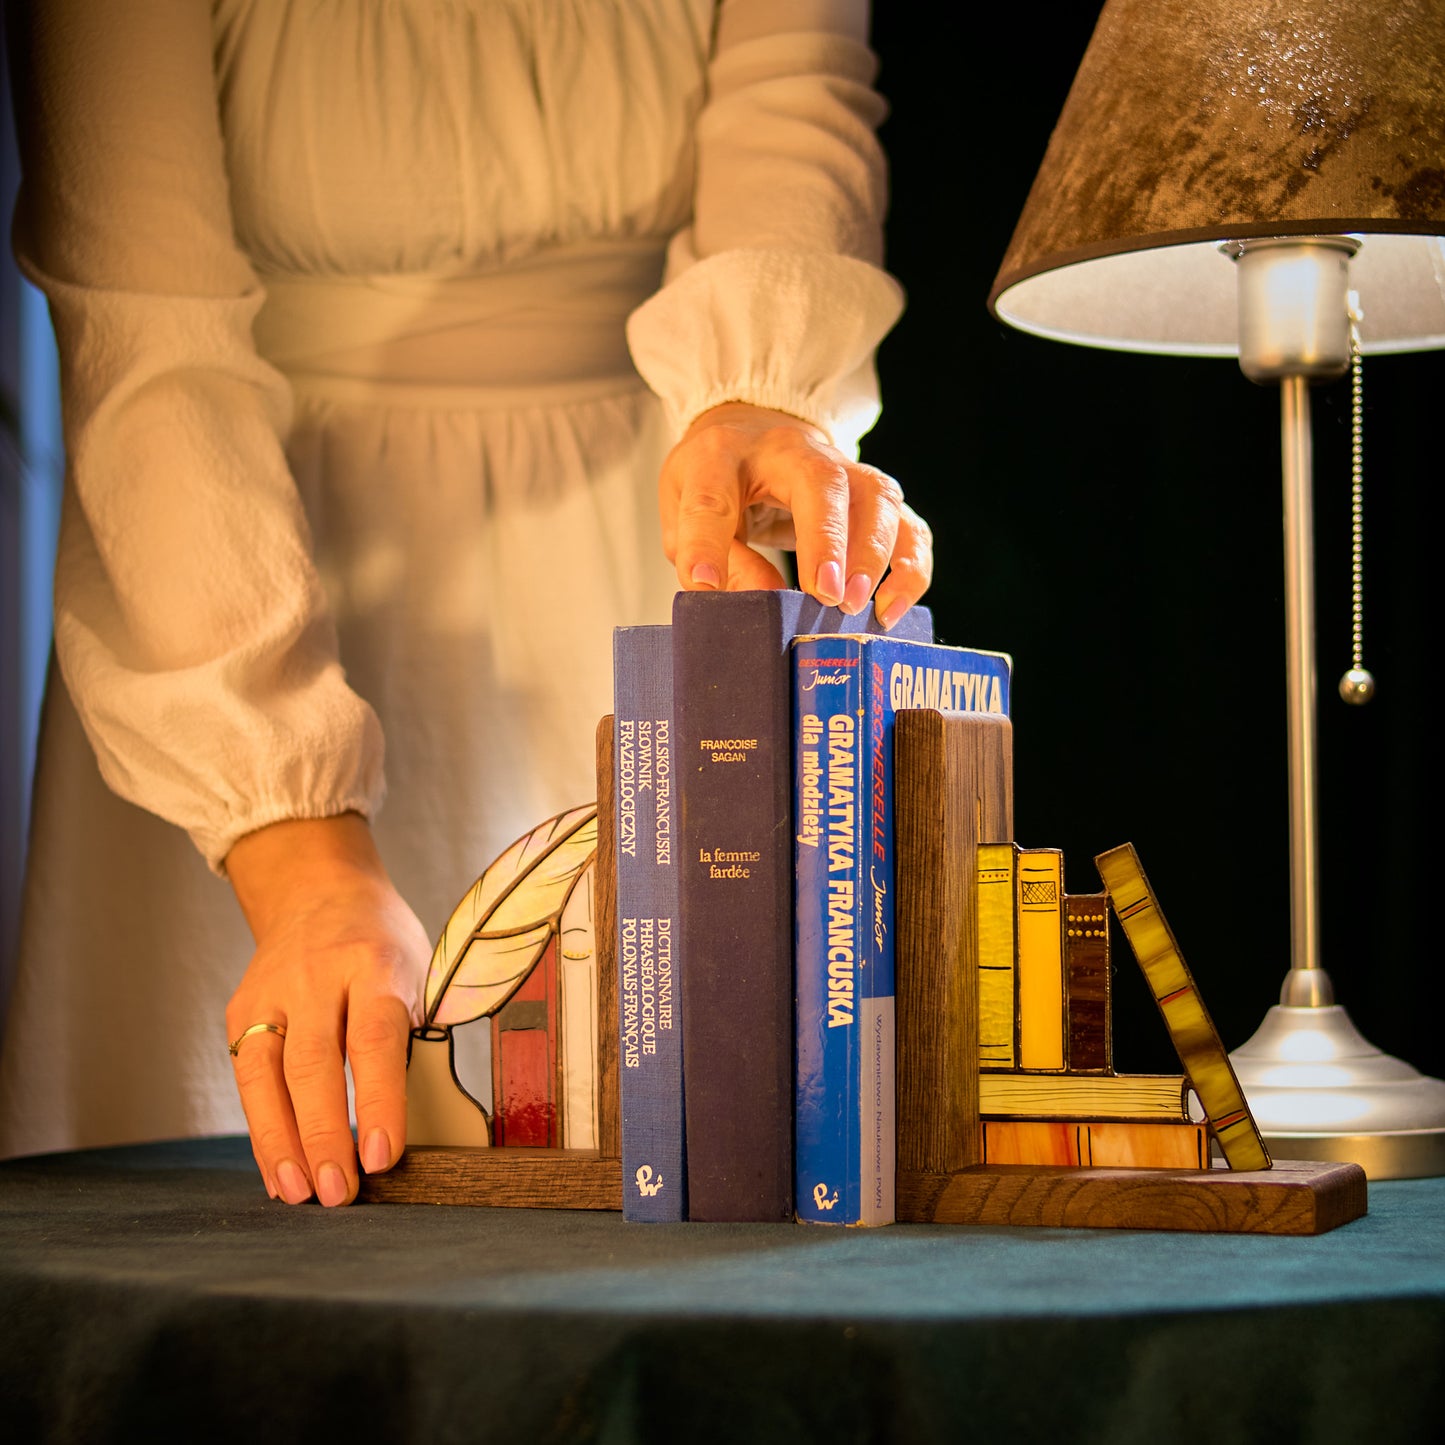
[10,0,384,872]
[624,0,903,457]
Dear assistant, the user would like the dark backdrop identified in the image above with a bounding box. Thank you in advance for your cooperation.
[863,6,1441,1080]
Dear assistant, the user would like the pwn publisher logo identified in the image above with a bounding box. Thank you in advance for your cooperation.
[634,1165,664,1197]
[812,1182,839,1210]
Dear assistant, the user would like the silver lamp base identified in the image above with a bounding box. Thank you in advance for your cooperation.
[1230,969,1445,1179]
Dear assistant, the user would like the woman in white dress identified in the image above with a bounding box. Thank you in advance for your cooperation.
[0,0,931,1204]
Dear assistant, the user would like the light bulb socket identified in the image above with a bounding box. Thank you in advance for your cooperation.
[1229,236,1360,384]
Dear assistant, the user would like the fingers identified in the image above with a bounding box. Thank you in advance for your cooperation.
[872,502,934,629]
[229,998,355,1207]
[226,958,418,1209]
[234,982,417,1209]
[228,1012,314,1205]
[229,986,412,1207]
[837,463,906,619]
[661,418,857,599]
[660,404,933,624]
[659,421,745,590]
[282,1013,358,1207]
[724,535,790,591]
[785,457,930,627]
[348,992,413,1177]
[223,814,430,1207]
[764,435,851,606]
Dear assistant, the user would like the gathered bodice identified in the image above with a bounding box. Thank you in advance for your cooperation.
[212,0,714,279]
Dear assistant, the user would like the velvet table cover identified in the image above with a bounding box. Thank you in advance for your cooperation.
[2,1138,1441,1444]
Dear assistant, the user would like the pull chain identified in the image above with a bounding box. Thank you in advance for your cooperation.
[1339,294,1375,705]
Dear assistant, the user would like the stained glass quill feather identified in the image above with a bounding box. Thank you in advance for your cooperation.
[423,804,598,1028]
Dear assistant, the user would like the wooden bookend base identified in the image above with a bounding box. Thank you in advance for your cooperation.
[360,1147,622,1209]
[891,708,1366,1238]
[369,708,1367,1233]
[360,717,622,1210]
[897,1158,1367,1236]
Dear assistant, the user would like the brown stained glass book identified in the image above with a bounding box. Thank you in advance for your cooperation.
[1095,842,1271,1173]
[982,1119,1208,1170]
[1064,892,1111,1072]
[978,1072,1189,1119]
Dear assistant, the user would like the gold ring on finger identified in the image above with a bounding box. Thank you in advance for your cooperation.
[229,1022,287,1057]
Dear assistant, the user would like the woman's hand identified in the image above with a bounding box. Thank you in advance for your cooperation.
[224,813,428,1206]
[659,401,933,626]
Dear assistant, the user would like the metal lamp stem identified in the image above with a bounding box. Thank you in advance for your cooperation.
[1280,375,1321,983]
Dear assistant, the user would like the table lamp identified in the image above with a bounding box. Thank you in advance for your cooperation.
[987,0,1445,1177]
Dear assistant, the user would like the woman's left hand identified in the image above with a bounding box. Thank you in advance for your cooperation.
[658,401,933,626]
[224,813,428,1206]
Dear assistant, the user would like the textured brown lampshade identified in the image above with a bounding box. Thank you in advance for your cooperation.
[989,0,1445,354]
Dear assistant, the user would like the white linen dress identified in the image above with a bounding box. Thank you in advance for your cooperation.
[0,0,903,1157]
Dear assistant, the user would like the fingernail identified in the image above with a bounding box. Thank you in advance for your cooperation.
[277,1158,313,1205]
[842,572,874,616]
[361,1127,392,1175]
[879,596,910,631]
[815,560,843,605]
[690,562,722,590]
[264,1172,279,1201]
[317,1162,350,1208]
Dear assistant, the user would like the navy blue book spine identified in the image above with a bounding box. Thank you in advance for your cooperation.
[793,633,1013,1226]
[614,625,684,1221]
[672,589,931,1223]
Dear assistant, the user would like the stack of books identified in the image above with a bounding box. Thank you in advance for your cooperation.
[971,845,1204,1170]
[614,590,1003,1223]
[613,589,1209,1226]
[384,587,1266,1221]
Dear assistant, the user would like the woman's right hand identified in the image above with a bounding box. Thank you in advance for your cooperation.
[224,813,429,1206]
[659,401,933,624]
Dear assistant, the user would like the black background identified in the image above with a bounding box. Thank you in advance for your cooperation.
[863,5,1441,1079]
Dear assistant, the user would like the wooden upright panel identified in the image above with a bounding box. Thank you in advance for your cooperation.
[894,709,1013,1181]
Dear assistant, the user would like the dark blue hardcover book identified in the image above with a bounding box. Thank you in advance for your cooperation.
[793,633,1012,1225]
[673,590,931,1223]
[614,625,685,1221]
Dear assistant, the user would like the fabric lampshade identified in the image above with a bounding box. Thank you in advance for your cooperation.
[988,0,1445,355]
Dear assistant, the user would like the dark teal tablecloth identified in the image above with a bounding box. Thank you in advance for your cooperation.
[1,1138,1441,1444]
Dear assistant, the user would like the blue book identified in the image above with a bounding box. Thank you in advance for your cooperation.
[613,625,684,1221]
[793,634,1013,1225]
[672,590,931,1222]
